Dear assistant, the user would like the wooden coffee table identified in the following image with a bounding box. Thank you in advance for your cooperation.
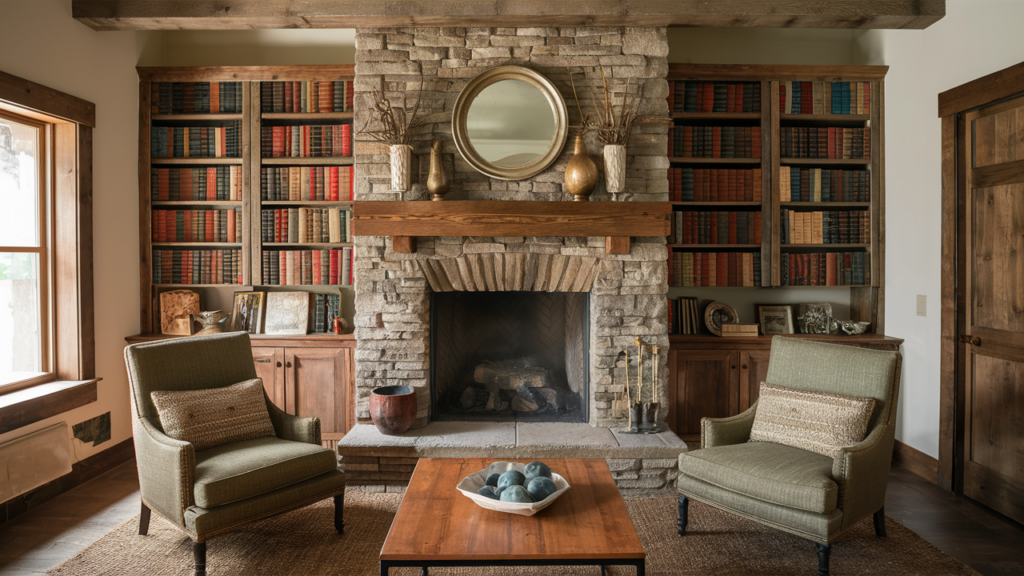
[379,458,645,575]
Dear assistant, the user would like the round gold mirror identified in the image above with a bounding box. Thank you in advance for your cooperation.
[452,66,569,181]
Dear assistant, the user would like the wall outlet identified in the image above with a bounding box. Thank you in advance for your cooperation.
[916,295,927,317]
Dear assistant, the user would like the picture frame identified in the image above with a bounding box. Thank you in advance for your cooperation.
[756,304,795,335]
[230,291,266,334]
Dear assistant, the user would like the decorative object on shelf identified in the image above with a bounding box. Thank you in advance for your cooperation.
[426,139,450,200]
[616,338,663,434]
[358,84,422,192]
[452,66,568,181]
[704,301,739,337]
[264,291,313,335]
[369,385,417,435]
[797,303,834,335]
[160,290,200,335]
[332,317,348,335]
[457,461,570,516]
[229,291,265,334]
[720,322,759,337]
[604,144,626,195]
[757,304,795,335]
[839,320,871,335]
[564,135,599,201]
[389,144,412,192]
[191,310,229,336]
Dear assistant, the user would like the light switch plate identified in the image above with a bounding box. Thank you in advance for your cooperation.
[917,295,927,317]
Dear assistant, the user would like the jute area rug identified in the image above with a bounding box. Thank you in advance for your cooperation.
[48,492,977,576]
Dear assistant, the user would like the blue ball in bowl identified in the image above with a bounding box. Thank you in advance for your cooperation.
[498,470,526,489]
[485,473,501,487]
[477,486,499,500]
[527,476,558,502]
[499,485,535,503]
[524,461,552,482]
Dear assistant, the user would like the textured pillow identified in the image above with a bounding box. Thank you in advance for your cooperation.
[150,379,275,451]
[749,382,876,458]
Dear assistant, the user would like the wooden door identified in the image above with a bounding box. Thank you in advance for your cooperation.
[672,350,739,440]
[739,349,771,410]
[252,346,285,410]
[285,347,352,450]
[959,95,1024,523]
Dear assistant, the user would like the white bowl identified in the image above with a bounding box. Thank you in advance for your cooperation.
[456,461,571,516]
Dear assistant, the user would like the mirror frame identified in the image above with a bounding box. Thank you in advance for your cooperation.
[452,66,569,181]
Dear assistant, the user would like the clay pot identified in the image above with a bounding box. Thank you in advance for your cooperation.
[426,140,450,201]
[564,135,598,201]
[369,385,417,435]
[390,144,412,192]
[603,144,626,195]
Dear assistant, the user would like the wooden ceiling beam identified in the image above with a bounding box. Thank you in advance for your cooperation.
[72,0,945,31]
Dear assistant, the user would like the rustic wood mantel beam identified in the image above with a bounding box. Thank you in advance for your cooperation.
[72,0,945,31]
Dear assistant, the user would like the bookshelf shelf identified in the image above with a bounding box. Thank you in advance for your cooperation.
[781,202,869,208]
[670,201,761,207]
[669,157,762,164]
[262,242,354,248]
[781,243,870,249]
[780,158,870,166]
[152,113,243,121]
[780,113,870,123]
[262,200,354,207]
[671,112,760,120]
[152,242,244,247]
[150,157,243,165]
[669,244,761,249]
[152,200,243,207]
[153,283,245,288]
[262,112,354,120]
[260,157,354,166]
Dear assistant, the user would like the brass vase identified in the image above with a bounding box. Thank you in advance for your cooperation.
[564,135,598,201]
[426,140,450,201]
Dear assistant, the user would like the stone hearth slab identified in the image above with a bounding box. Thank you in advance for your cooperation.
[516,423,616,448]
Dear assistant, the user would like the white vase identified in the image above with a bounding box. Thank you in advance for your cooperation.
[390,144,413,192]
[604,144,626,195]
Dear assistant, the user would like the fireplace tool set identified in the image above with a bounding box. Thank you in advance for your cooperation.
[613,338,663,434]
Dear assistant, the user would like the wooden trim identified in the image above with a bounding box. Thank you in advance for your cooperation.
[668,63,890,82]
[0,379,98,435]
[938,61,1024,118]
[938,113,956,491]
[137,66,355,82]
[74,0,945,30]
[0,70,95,127]
[893,439,939,485]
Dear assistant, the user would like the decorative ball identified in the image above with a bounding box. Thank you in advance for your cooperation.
[477,486,499,500]
[485,473,500,487]
[498,470,526,489]
[494,486,507,498]
[524,461,552,482]
[527,477,558,502]
[499,485,535,503]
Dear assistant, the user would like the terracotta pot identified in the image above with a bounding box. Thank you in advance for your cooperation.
[369,385,417,435]
[564,135,598,201]
[603,144,626,195]
[426,140,450,201]
[390,144,412,192]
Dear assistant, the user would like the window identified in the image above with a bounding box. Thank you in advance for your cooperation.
[0,111,51,389]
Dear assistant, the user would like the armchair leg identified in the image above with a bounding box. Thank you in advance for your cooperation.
[677,495,689,535]
[816,543,831,576]
[193,541,207,576]
[874,507,887,537]
[334,493,345,533]
[139,501,151,536]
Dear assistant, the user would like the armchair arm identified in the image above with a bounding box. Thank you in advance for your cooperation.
[831,421,896,531]
[266,400,321,445]
[701,402,758,449]
[133,416,195,526]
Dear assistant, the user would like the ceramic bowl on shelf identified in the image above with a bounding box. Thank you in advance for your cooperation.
[456,461,571,516]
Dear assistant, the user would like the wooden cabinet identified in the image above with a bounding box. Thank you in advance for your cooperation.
[738,349,771,409]
[252,346,285,409]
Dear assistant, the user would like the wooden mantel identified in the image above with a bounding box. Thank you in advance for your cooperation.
[73,0,944,31]
[351,201,671,255]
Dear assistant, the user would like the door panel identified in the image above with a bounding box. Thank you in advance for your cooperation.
[252,346,285,410]
[285,347,351,448]
[739,350,771,410]
[673,350,739,439]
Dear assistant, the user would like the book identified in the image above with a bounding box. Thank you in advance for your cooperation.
[152,249,242,285]
[776,81,871,115]
[260,81,353,113]
[151,82,242,114]
[262,125,352,158]
[673,126,761,158]
[152,209,242,242]
[671,81,761,113]
[720,323,759,337]
[262,249,353,286]
[152,123,241,158]
[259,166,353,201]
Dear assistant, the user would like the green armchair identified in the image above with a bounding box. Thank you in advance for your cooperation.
[124,332,346,576]
[676,337,902,576]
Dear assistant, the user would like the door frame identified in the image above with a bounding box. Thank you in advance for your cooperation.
[938,61,1024,492]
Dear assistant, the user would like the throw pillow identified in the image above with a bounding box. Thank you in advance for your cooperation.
[150,379,276,451]
[749,382,876,458]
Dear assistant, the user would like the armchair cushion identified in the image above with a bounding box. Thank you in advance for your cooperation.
[151,379,276,451]
[678,442,838,514]
[193,436,338,508]
[749,382,875,458]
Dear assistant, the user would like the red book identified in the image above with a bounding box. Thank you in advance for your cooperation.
[312,250,322,285]
[717,253,728,286]
[726,84,736,113]
[341,125,352,156]
[293,82,301,113]
[701,253,710,286]
[210,83,220,113]
[227,210,236,243]
[712,126,722,158]
[348,166,354,201]
[727,212,738,244]
[329,166,339,201]
[272,126,285,157]
[801,82,813,114]
[810,253,820,285]
[329,249,340,285]
[183,210,191,242]
[702,83,714,112]
[205,210,214,242]
[284,82,293,113]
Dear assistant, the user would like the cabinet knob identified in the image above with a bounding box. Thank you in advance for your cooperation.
[959,334,981,347]
[286,362,293,368]
[276,361,282,368]
[742,364,748,370]
[731,365,737,370]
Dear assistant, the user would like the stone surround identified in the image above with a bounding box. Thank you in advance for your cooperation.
[352,26,671,428]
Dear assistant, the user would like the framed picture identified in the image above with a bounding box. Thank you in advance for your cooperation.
[264,291,313,335]
[230,291,266,334]
[756,304,795,335]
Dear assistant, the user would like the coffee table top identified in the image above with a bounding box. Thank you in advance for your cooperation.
[379,458,645,562]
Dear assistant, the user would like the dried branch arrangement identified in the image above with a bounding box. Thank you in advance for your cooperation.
[357,86,423,146]
[569,66,671,146]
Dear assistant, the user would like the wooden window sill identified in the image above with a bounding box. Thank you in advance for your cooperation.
[0,379,100,435]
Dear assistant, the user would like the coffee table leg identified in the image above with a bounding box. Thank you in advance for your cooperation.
[635,559,646,576]
[601,566,607,576]
[379,560,388,576]
[420,568,428,576]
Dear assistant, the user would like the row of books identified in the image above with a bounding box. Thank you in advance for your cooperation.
[151,82,243,114]
[667,297,701,335]
[780,252,870,286]
[668,168,763,202]
[311,294,344,334]
[152,125,242,158]
[668,252,762,287]
[779,81,871,115]
[780,167,870,202]
[781,210,869,245]
[261,249,353,286]
[260,208,353,244]
[670,211,763,245]
[669,81,762,113]
[152,249,243,285]
[260,166,354,201]
[152,209,243,243]
[261,125,353,158]
[670,126,763,158]
[150,167,242,201]
[780,127,870,159]
[260,81,353,113]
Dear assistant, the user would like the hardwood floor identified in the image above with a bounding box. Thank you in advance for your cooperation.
[0,460,1021,575]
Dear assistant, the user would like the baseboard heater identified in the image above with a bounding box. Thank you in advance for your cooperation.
[0,422,73,502]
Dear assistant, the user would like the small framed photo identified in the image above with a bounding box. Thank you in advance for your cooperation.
[230,291,266,334]
[756,304,795,335]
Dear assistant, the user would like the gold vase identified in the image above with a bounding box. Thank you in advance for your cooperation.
[426,140,450,201]
[564,135,598,201]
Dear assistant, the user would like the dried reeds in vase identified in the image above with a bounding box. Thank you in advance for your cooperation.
[358,87,423,192]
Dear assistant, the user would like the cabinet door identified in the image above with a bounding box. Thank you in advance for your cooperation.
[673,350,740,440]
[739,349,771,410]
[252,347,285,410]
[285,347,352,449]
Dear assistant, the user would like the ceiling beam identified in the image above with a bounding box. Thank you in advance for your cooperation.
[72,0,945,31]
